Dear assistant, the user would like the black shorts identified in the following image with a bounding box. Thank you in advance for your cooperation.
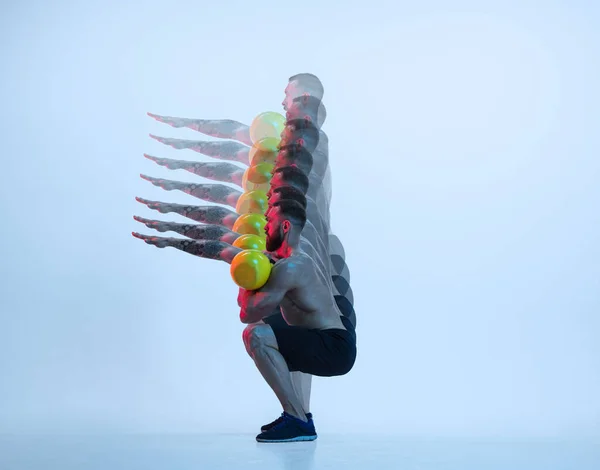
[263,309,357,377]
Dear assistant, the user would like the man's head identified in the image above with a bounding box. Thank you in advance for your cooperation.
[286,95,327,128]
[275,144,313,175]
[282,73,324,111]
[268,185,308,209]
[279,119,320,153]
[268,166,310,196]
[264,199,307,252]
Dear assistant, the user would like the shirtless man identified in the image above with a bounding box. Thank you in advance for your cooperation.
[139,74,354,428]
[241,199,356,442]
[133,172,355,438]
[132,199,357,442]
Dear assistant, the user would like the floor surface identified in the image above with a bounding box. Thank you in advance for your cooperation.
[0,433,598,470]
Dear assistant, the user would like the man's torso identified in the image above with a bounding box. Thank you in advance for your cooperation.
[276,252,345,330]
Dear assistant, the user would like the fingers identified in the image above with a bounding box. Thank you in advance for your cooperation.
[133,215,170,232]
[131,232,169,248]
[149,134,194,150]
[147,113,189,128]
[139,174,189,193]
[139,173,177,189]
[135,196,176,213]
[132,231,153,241]
[144,153,186,170]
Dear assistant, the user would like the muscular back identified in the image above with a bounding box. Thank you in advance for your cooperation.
[279,252,345,330]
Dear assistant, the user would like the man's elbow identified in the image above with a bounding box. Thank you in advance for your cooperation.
[239,305,271,324]
[239,310,252,324]
[239,307,260,324]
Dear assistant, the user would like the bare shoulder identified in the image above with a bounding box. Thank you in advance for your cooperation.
[272,252,312,275]
[273,253,308,269]
[279,252,319,286]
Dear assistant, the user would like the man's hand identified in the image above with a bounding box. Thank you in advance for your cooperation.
[237,287,248,307]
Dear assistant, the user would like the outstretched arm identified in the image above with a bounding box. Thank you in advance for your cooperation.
[132,232,241,263]
[148,113,252,146]
[135,197,239,228]
[140,174,242,207]
[133,216,240,244]
[239,260,296,324]
[144,154,245,186]
[149,135,250,164]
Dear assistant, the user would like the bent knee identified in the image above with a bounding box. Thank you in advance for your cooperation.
[242,323,277,353]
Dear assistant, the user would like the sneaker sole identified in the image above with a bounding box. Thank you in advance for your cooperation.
[256,435,318,443]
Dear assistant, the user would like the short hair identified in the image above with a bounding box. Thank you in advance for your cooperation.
[272,166,310,194]
[271,186,307,209]
[286,117,317,131]
[282,119,320,152]
[277,144,313,174]
[289,73,324,99]
[271,199,307,230]
[289,95,327,128]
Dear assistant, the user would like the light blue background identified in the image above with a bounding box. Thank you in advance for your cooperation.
[1,0,598,440]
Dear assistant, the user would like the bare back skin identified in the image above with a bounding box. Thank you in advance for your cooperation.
[275,251,346,330]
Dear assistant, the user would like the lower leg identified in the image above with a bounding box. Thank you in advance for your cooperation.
[253,345,307,420]
[244,325,307,421]
[290,372,312,413]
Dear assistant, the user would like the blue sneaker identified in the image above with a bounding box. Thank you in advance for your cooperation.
[261,412,313,432]
[256,412,317,443]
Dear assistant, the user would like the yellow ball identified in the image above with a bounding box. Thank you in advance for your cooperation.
[232,234,266,251]
[230,249,272,290]
[242,163,274,192]
[242,171,270,192]
[232,213,267,236]
[245,162,274,185]
[235,190,268,215]
[249,145,277,166]
[250,112,286,145]
[254,136,281,152]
